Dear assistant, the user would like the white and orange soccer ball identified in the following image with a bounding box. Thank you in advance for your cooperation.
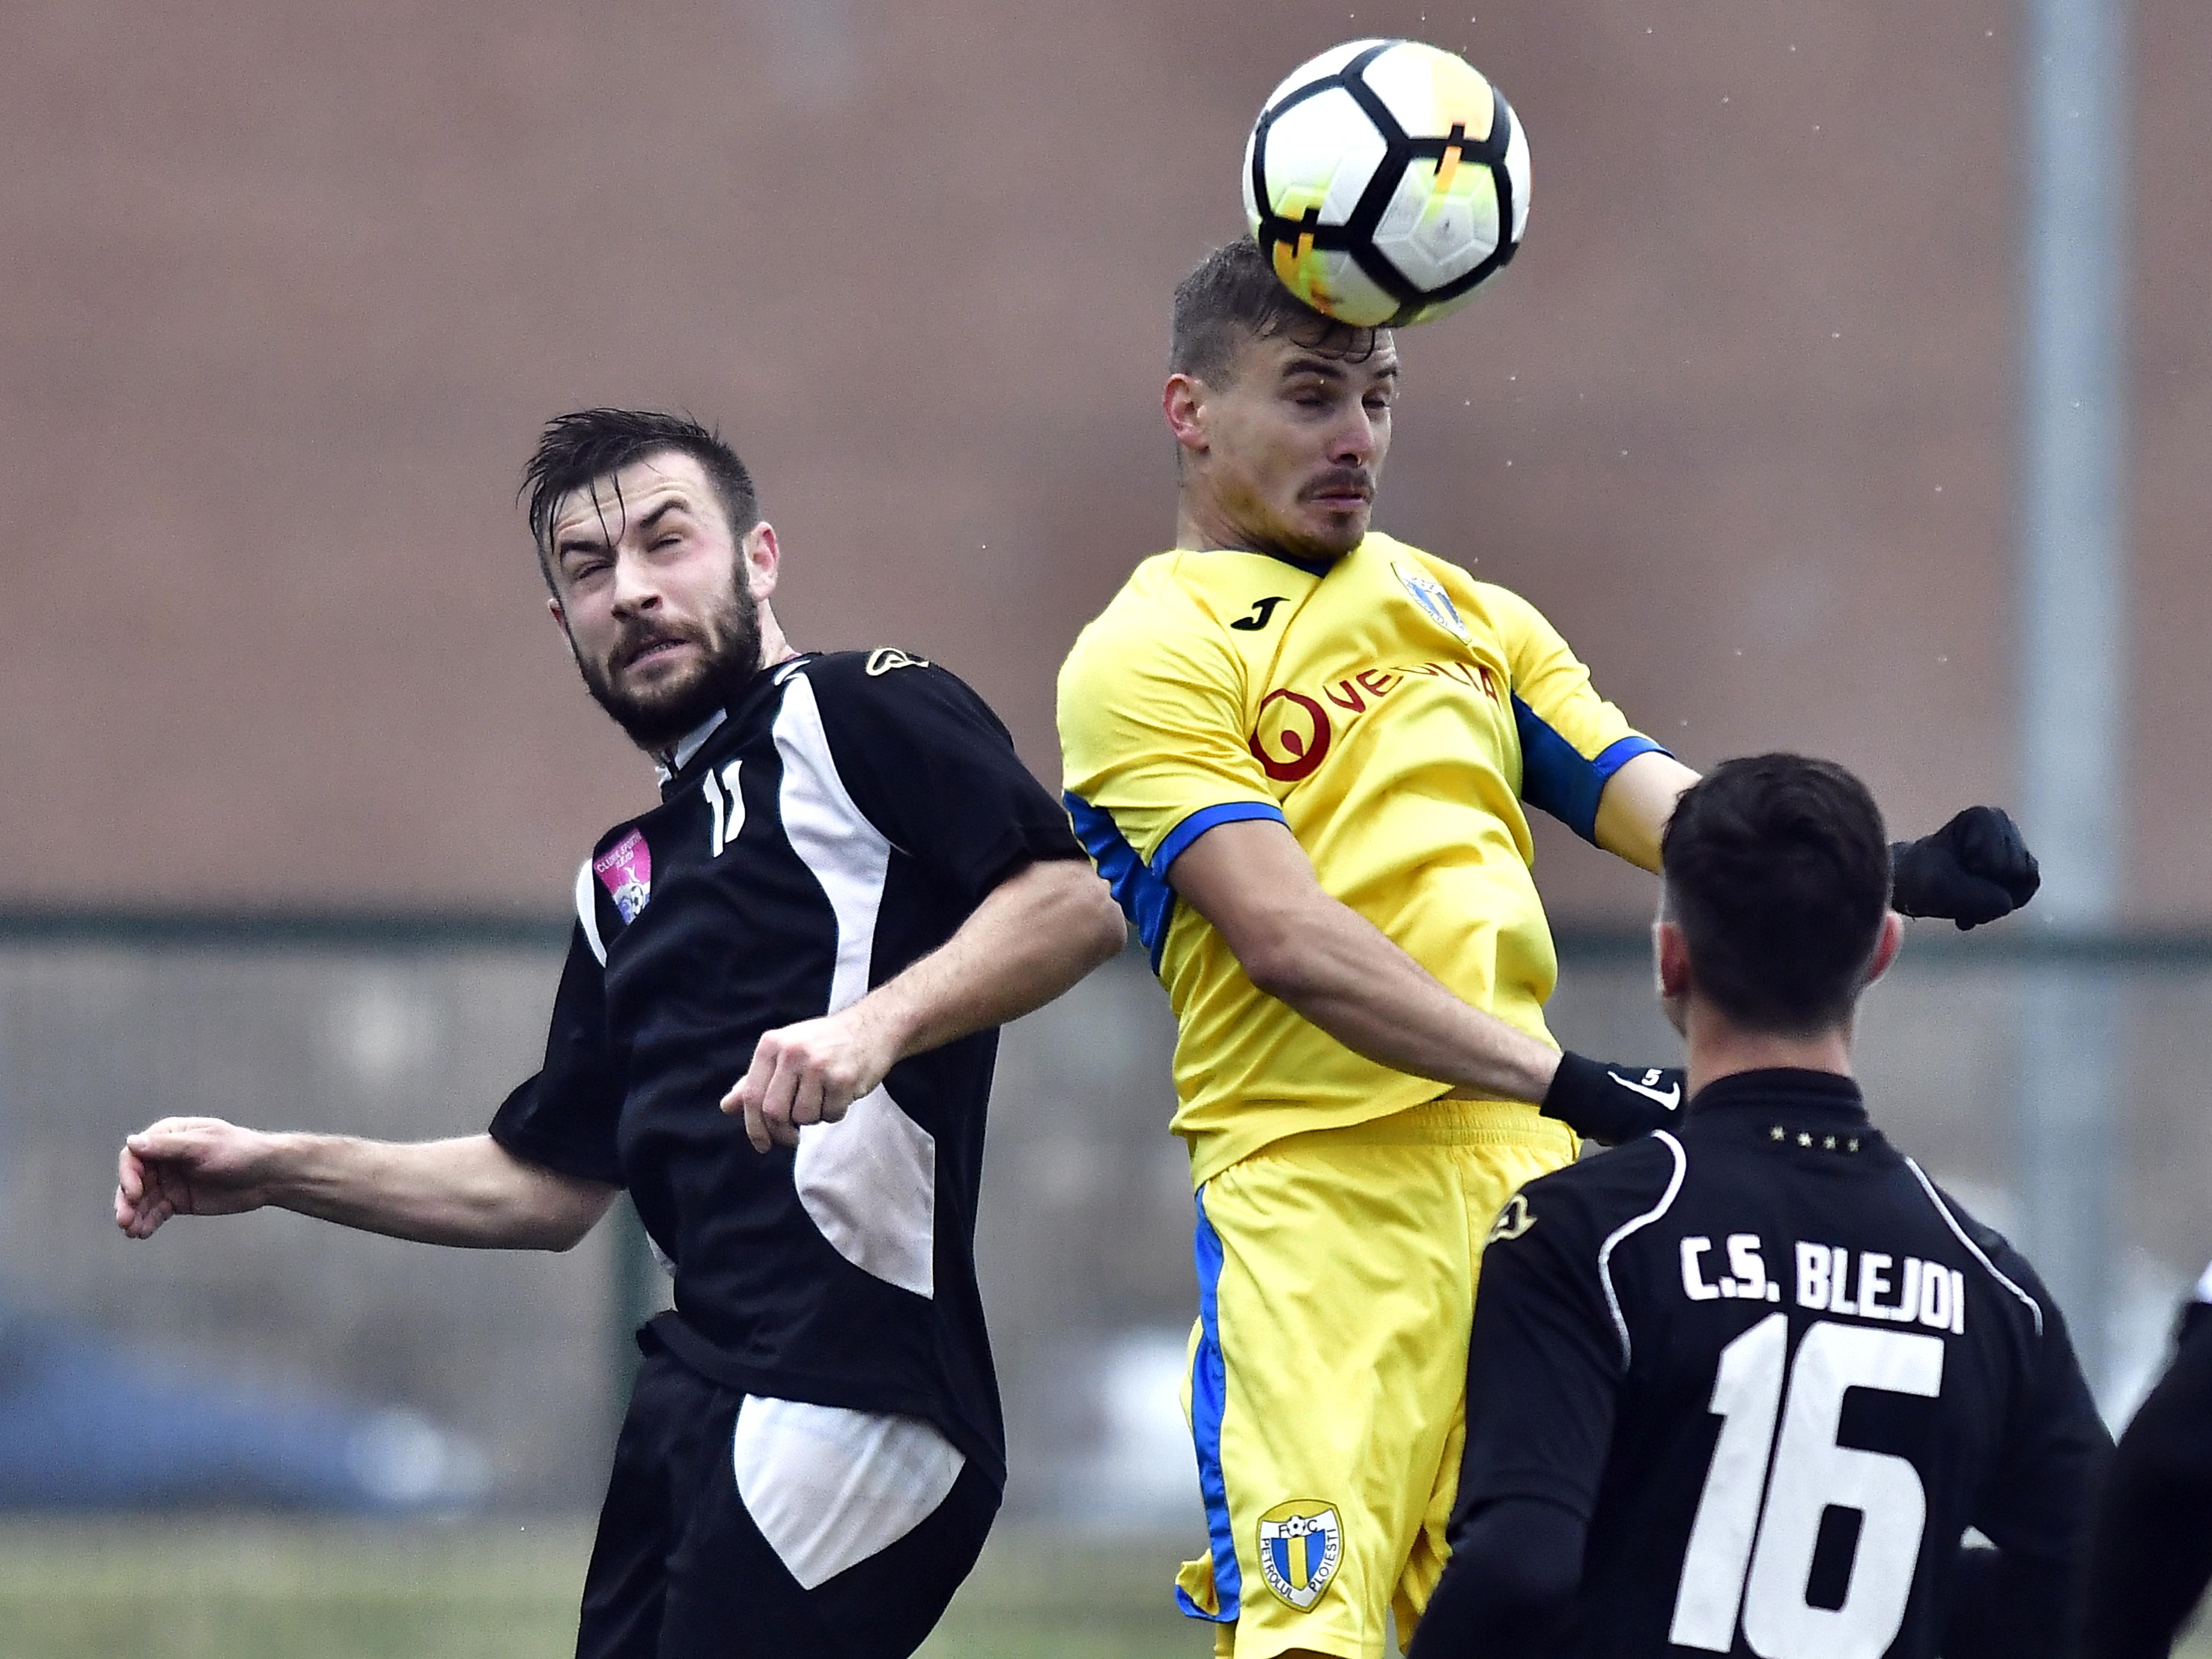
[1243,39,1531,328]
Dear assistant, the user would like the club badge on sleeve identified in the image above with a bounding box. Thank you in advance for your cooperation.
[1258,1499,1343,1609]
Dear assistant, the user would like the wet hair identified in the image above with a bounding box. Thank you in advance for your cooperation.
[1660,754,1892,1035]
[520,409,759,588]
[1168,239,1382,385]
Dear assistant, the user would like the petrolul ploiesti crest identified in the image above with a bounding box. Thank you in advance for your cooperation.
[1257,1499,1343,1609]
[1392,560,1471,642]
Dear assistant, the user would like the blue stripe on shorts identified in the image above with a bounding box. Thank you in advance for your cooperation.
[1176,1185,1240,1623]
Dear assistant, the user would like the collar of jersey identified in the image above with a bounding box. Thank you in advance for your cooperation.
[653,709,730,786]
[650,654,820,796]
[1193,543,1340,579]
[1687,1068,1867,1122]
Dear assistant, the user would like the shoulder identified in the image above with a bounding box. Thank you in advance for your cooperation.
[786,647,987,710]
[1060,555,1251,700]
[782,649,1014,745]
[1495,1135,1689,1264]
[1907,1166,2056,1335]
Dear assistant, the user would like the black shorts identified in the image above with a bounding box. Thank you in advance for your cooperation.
[575,1351,1000,1659]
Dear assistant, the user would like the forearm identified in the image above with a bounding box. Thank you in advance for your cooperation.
[263,1131,615,1251]
[849,856,1126,1064]
[1247,894,1562,1103]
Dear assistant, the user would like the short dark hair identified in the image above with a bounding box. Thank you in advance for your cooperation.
[1169,239,1381,384]
[1660,754,1892,1035]
[520,409,759,585]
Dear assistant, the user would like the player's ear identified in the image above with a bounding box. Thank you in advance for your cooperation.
[1863,911,1906,987]
[546,596,583,663]
[742,521,781,601]
[1654,919,1692,1001]
[1164,375,1209,454]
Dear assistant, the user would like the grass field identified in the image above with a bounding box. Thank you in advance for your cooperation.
[0,1519,1207,1659]
[2,1518,2205,1658]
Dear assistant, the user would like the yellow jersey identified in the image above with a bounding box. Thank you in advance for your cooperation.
[1056,530,1659,1186]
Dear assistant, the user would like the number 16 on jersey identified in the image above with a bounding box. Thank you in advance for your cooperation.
[1670,1315,1943,1659]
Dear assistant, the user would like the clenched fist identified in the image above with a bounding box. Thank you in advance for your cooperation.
[114,1117,276,1239]
[721,1008,900,1153]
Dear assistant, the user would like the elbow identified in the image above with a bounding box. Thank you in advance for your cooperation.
[524,1182,618,1253]
[1237,920,1319,1005]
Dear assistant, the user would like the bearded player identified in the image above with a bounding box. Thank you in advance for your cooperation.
[118,410,1127,1659]
[1055,242,2041,1659]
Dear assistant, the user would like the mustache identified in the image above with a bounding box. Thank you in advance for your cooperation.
[1302,469,1374,501]
[609,618,706,674]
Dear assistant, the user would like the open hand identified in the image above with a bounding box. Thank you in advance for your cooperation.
[721,1010,899,1153]
[114,1116,276,1239]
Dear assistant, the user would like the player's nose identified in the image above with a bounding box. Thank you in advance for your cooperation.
[607,550,665,617]
[1330,410,1380,466]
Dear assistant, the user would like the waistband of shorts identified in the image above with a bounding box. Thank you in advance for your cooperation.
[1273,1093,1572,1151]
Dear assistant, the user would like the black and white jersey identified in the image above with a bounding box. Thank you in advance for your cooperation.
[1452,1069,2108,1659]
[488,649,1084,1486]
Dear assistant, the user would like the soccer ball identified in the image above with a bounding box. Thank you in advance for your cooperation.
[1243,39,1531,328]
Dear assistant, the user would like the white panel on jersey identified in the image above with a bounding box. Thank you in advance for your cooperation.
[732,1393,965,1590]
[794,1085,937,1297]
[774,674,938,1297]
[774,674,892,1015]
[573,860,608,966]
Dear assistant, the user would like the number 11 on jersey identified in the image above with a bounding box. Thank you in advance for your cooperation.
[1670,1314,1945,1658]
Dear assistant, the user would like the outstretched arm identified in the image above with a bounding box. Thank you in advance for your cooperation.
[727,855,1126,1150]
[1595,754,2042,929]
[115,1121,618,1250]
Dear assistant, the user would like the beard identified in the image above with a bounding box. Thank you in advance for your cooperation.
[575,578,764,753]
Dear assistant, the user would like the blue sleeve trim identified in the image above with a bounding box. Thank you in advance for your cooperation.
[1512,700,1669,845]
[1592,734,1668,784]
[1175,1186,1241,1624]
[1063,792,1179,973]
[1152,801,1287,878]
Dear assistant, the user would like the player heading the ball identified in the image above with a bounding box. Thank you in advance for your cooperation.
[1056,231,2042,1659]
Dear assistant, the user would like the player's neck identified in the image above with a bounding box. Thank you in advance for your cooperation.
[1682,1001,1855,1098]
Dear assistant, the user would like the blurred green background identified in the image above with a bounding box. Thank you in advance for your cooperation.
[0,1522,1206,1659]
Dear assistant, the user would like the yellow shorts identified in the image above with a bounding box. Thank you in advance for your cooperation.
[1174,1098,1577,1659]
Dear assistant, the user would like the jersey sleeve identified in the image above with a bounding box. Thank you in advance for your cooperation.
[807,654,1084,908]
[1057,594,1285,961]
[486,922,626,1187]
[1487,585,1666,844]
[1450,1176,1625,1526]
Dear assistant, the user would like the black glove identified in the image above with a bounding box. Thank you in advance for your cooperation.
[1890,806,2041,930]
[1541,1052,1686,1145]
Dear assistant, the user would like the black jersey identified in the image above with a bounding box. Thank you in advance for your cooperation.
[1450,1069,2108,1659]
[2081,1286,2212,1659]
[488,649,1084,1485]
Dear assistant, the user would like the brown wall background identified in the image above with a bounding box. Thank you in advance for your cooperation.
[3,0,2204,922]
